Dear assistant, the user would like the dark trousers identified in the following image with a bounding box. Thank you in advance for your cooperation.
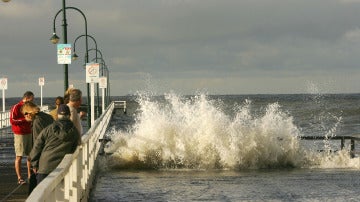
[36,173,48,184]
[28,172,37,195]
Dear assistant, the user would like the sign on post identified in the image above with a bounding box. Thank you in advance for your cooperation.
[86,63,100,83]
[57,44,72,64]
[0,78,8,90]
[0,78,7,113]
[99,77,107,113]
[99,77,107,89]
[85,63,100,126]
[39,77,45,108]
[39,77,45,86]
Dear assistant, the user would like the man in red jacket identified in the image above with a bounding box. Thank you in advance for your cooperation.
[10,91,34,185]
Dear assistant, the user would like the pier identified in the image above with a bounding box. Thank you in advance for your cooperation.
[0,101,359,201]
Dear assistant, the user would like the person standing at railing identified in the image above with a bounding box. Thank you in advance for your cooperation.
[29,104,80,184]
[10,91,34,185]
[49,96,64,120]
[21,101,54,194]
[67,88,85,136]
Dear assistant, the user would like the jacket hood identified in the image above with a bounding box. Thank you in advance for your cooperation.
[53,119,76,142]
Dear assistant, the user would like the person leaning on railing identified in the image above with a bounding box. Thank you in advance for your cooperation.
[29,104,80,185]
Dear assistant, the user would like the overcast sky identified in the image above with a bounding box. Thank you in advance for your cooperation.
[1,0,360,97]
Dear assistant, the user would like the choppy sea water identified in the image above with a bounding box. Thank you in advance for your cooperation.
[89,93,360,201]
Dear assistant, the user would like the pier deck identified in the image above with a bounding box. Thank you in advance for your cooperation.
[0,127,27,202]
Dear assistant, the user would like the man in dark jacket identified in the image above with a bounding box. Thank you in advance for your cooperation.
[29,104,80,184]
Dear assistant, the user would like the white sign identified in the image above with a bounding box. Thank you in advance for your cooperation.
[86,63,99,83]
[39,77,45,86]
[0,78,8,90]
[99,77,107,88]
[57,44,72,64]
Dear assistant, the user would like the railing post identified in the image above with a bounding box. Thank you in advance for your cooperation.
[341,136,345,150]
[350,139,355,158]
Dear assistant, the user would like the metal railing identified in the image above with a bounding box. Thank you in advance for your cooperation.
[114,100,126,113]
[0,110,10,128]
[26,102,115,202]
[299,135,360,158]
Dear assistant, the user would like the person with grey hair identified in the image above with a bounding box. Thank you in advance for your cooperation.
[30,104,80,185]
[66,88,84,135]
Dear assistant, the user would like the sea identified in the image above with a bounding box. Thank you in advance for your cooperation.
[86,93,360,201]
[2,93,360,201]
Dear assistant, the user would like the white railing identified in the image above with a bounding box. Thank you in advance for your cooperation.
[26,102,115,202]
[0,110,10,128]
[114,100,126,113]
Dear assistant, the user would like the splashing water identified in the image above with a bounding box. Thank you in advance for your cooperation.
[105,93,359,170]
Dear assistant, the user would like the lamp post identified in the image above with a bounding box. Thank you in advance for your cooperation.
[51,6,91,128]
[72,34,100,118]
[50,0,69,93]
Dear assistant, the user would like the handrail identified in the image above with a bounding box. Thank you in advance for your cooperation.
[114,100,126,113]
[26,102,115,201]
[299,135,360,158]
[0,110,10,128]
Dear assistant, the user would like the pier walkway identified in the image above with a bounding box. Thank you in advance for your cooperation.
[0,127,28,202]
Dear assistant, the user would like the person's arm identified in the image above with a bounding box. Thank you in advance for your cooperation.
[10,104,26,126]
[29,128,47,169]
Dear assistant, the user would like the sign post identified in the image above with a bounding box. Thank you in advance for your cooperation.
[0,78,8,112]
[39,77,45,108]
[99,77,107,113]
[86,63,99,125]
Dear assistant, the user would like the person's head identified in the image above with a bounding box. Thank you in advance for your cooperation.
[22,91,34,102]
[57,104,71,120]
[64,87,74,104]
[21,101,40,122]
[68,88,82,108]
[55,96,64,107]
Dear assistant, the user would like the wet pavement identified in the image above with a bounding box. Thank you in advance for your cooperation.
[0,127,28,202]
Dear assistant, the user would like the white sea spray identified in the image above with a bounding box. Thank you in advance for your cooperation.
[105,93,358,170]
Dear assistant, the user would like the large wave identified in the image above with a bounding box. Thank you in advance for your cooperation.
[104,93,359,170]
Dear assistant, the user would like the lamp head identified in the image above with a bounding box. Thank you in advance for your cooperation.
[50,33,60,44]
[72,53,79,61]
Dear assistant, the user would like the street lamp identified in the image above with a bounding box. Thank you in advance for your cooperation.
[71,34,100,119]
[51,5,91,128]
[72,34,97,64]
[50,34,60,44]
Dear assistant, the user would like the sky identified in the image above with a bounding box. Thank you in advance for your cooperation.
[1,0,360,97]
